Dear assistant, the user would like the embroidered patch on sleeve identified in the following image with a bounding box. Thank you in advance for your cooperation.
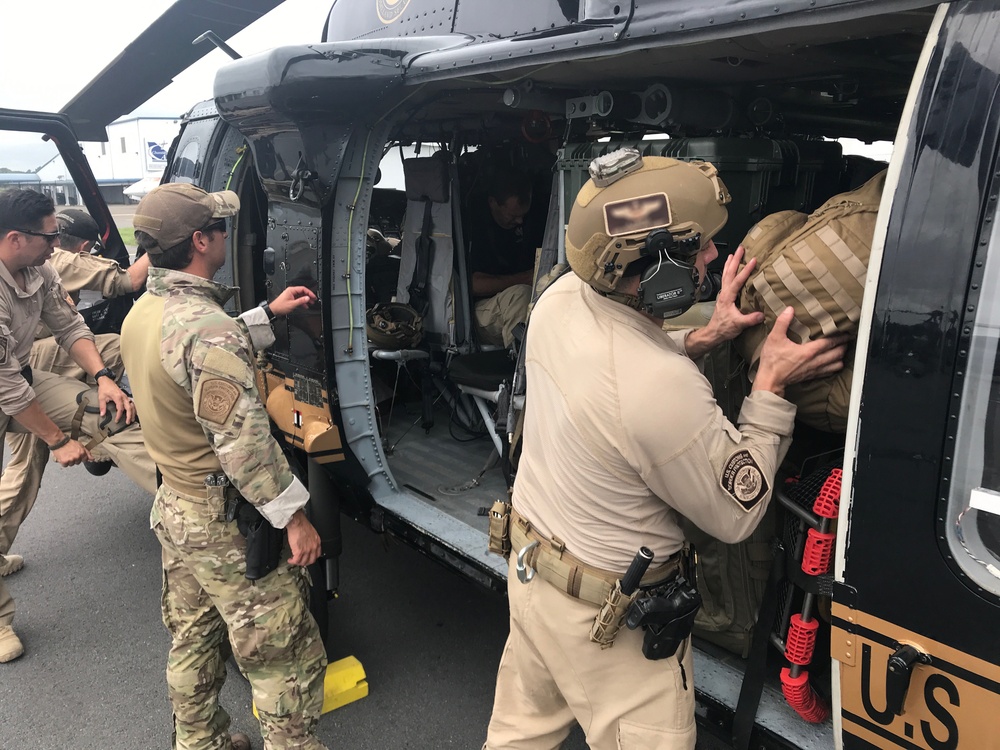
[0,334,7,367]
[720,450,770,512]
[197,378,241,425]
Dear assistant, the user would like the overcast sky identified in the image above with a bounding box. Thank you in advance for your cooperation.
[0,0,331,170]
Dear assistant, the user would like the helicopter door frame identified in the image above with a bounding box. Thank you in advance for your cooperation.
[834,3,1000,749]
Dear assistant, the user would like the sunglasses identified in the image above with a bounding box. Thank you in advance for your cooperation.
[199,219,228,235]
[14,228,60,243]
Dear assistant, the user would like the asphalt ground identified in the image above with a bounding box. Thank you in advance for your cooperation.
[0,461,594,750]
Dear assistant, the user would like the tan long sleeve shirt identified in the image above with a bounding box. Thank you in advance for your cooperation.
[0,260,94,416]
[49,248,132,303]
[513,273,796,573]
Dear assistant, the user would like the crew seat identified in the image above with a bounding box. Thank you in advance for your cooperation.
[393,152,471,352]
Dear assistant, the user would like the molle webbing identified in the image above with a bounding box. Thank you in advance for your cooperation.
[509,508,680,607]
[740,170,885,344]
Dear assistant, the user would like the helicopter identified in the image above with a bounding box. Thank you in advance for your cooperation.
[4,1,1000,748]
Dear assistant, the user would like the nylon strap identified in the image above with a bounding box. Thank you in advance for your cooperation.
[751,274,811,342]
[770,256,840,337]
[509,507,680,606]
[790,240,862,325]
[816,225,869,282]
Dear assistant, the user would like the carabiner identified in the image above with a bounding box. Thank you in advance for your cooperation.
[516,540,539,584]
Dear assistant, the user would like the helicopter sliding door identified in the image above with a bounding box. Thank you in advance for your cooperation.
[834,4,1000,749]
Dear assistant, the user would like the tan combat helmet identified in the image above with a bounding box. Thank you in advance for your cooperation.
[565,148,731,309]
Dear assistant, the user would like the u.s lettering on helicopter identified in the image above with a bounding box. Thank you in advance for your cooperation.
[5,1,1000,748]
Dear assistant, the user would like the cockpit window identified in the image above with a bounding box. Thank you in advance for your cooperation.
[947,204,1000,596]
[165,118,217,184]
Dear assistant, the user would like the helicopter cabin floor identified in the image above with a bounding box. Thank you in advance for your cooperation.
[378,395,508,531]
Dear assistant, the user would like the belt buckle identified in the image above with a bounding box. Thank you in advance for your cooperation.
[516,541,539,584]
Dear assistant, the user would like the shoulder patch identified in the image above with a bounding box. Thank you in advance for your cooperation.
[197,378,241,424]
[720,450,770,512]
[0,334,7,367]
[200,345,253,388]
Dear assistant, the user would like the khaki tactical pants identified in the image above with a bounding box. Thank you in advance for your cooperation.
[0,367,156,628]
[484,557,696,750]
[0,334,122,559]
[152,484,328,750]
[475,284,531,349]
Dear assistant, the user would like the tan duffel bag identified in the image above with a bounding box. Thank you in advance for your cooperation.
[736,170,887,433]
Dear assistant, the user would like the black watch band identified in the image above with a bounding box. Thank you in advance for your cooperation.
[95,367,117,383]
[260,300,276,322]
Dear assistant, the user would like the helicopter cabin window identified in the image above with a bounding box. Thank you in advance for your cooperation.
[947,197,1000,599]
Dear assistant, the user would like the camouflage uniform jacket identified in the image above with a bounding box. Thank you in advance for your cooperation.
[0,259,94,418]
[120,267,307,529]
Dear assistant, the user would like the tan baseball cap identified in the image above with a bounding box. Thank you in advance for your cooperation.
[133,183,240,255]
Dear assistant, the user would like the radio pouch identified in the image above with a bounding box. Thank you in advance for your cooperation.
[488,500,512,557]
[590,580,640,649]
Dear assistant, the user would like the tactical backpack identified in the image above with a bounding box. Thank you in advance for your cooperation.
[736,169,887,433]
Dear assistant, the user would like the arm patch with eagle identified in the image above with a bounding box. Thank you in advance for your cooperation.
[719,449,769,512]
[194,346,253,428]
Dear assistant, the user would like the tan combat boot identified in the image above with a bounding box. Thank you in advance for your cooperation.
[0,626,24,662]
[230,732,252,750]
[0,554,23,577]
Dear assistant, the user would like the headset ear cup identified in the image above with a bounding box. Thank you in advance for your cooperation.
[638,251,698,319]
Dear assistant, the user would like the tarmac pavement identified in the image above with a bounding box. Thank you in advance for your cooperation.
[0,460,593,750]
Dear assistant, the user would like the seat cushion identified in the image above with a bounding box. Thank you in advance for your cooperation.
[450,350,515,392]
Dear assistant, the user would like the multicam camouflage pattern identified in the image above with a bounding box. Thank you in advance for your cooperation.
[154,485,326,750]
[121,268,325,749]
[121,268,295,507]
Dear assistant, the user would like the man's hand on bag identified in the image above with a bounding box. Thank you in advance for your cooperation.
[753,306,850,398]
[285,510,322,567]
[684,246,765,358]
[97,378,137,424]
[270,286,318,317]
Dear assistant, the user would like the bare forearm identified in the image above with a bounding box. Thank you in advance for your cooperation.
[471,270,533,297]
[11,400,65,446]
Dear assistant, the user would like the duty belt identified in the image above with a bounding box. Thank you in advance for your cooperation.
[509,508,681,608]
[20,365,32,386]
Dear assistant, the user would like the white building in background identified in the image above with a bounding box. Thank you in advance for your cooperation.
[35,116,181,205]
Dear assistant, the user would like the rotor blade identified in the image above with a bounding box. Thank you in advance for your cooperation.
[61,0,287,141]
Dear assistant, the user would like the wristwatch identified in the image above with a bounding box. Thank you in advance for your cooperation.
[259,300,276,322]
[95,367,117,383]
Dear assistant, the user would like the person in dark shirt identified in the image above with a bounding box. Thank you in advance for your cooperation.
[466,169,545,348]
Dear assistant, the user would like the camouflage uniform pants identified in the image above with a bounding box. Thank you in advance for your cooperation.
[151,484,328,750]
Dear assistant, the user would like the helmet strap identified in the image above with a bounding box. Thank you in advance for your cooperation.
[601,289,645,312]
